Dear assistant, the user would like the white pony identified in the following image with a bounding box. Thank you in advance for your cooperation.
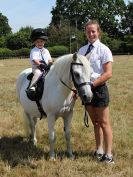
[16,53,93,160]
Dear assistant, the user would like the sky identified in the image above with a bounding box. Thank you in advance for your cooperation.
[0,0,130,33]
[0,0,56,32]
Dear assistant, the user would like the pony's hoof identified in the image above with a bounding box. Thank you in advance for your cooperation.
[69,154,75,160]
[28,137,37,146]
[66,152,75,160]
[49,157,56,162]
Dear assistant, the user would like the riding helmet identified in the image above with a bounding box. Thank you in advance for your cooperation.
[30,28,48,42]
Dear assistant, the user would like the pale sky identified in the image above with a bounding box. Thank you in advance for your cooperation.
[0,0,56,32]
[0,0,130,33]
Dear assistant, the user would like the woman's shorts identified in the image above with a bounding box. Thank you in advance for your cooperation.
[85,83,109,107]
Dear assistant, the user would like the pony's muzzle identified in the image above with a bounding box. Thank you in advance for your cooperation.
[82,93,93,104]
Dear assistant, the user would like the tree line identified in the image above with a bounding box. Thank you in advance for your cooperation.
[0,0,133,57]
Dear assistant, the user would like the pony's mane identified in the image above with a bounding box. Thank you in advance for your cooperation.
[53,53,90,68]
[53,54,73,67]
[52,54,73,77]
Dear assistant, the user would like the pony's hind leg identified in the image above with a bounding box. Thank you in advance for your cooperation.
[63,112,74,158]
[23,111,38,145]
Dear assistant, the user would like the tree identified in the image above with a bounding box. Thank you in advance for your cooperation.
[0,36,6,48]
[121,35,133,53]
[51,0,126,37]
[19,26,33,33]
[6,26,33,50]
[0,12,12,37]
[121,2,133,35]
[47,19,85,52]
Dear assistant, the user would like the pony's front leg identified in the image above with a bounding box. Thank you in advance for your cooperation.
[63,112,74,158]
[47,114,56,160]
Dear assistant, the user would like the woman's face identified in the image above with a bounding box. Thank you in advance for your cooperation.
[34,39,45,48]
[86,24,99,44]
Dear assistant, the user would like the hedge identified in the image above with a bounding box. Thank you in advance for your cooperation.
[0,45,69,59]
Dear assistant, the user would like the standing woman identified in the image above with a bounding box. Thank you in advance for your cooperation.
[78,20,114,164]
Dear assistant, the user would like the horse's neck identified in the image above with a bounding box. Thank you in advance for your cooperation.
[45,55,73,97]
[52,55,73,86]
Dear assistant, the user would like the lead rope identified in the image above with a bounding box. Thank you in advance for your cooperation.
[84,108,89,127]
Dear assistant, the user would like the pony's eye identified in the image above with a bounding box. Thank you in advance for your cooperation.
[74,72,80,79]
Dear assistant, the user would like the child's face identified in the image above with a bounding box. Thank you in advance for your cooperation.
[34,39,45,48]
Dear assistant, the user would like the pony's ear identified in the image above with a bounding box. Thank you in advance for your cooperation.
[73,52,77,61]
[85,52,91,61]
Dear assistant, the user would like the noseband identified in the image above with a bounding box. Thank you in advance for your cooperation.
[70,62,91,90]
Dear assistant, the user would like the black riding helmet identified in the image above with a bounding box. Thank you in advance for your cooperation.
[30,28,48,42]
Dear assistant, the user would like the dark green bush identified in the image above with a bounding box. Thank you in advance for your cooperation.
[48,45,69,56]
[0,48,30,59]
[0,48,13,58]
[101,33,123,54]
[14,48,30,57]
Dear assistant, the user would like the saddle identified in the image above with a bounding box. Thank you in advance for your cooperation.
[26,73,44,101]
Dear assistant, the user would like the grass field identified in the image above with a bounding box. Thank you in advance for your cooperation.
[0,55,133,177]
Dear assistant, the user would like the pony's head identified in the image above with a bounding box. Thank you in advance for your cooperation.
[70,53,93,104]
[52,53,93,104]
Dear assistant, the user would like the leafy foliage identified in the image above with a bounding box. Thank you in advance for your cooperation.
[122,35,133,53]
[51,0,126,37]
[48,45,69,56]
[0,13,12,37]
[0,48,30,58]
[6,26,33,50]
[0,48,13,58]
[121,1,133,34]
[101,33,122,53]
[47,20,85,52]
[0,36,6,48]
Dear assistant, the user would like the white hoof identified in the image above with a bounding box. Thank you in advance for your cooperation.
[49,157,56,161]
[29,136,37,146]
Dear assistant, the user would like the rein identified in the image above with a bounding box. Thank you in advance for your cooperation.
[60,79,77,94]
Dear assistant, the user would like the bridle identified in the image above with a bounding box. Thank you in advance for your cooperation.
[60,62,91,128]
[60,62,91,94]
[60,62,91,93]
[70,62,91,90]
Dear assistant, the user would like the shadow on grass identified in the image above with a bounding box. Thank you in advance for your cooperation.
[74,150,94,158]
[0,136,96,167]
[0,136,49,167]
[52,150,95,161]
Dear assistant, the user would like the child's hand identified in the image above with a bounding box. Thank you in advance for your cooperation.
[72,91,78,100]
[39,63,46,70]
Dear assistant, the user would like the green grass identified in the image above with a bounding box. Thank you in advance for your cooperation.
[0,56,133,177]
